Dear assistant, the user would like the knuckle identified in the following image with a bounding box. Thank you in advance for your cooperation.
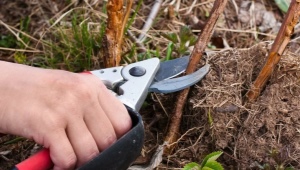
[81,147,99,164]
[116,116,132,137]
[52,72,91,96]
[100,134,117,150]
[71,79,94,101]
[45,114,65,130]
[73,81,90,97]
[52,73,94,104]
[48,72,87,101]
[88,75,108,92]
[50,71,80,89]
[87,148,99,159]
[97,79,107,90]
[59,152,77,169]
[114,106,132,137]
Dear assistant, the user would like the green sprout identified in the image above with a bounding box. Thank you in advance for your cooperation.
[183,151,224,170]
[162,25,197,59]
[275,0,290,13]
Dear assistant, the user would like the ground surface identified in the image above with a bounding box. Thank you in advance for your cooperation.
[0,0,300,170]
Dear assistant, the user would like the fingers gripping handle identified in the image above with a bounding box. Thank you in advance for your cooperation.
[13,107,144,170]
[13,71,91,170]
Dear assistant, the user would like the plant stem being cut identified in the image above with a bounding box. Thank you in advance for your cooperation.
[164,0,228,154]
[102,0,133,67]
[246,0,300,102]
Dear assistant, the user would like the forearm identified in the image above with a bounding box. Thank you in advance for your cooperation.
[0,61,46,134]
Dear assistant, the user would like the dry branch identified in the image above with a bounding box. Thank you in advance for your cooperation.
[137,0,163,42]
[164,0,228,154]
[246,0,300,101]
[102,0,133,67]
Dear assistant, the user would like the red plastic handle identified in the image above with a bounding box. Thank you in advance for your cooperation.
[13,149,53,170]
[81,71,92,74]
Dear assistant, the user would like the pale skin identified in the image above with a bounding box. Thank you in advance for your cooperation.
[0,61,132,170]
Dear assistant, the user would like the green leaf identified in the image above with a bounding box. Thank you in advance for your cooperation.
[177,26,197,55]
[4,137,25,145]
[18,16,31,48]
[202,167,213,170]
[179,26,194,44]
[262,163,271,170]
[274,0,290,13]
[285,167,295,170]
[125,0,143,32]
[200,151,223,167]
[0,35,16,48]
[161,32,178,43]
[14,52,27,64]
[189,36,198,46]
[20,16,30,32]
[205,10,210,17]
[127,44,136,60]
[203,161,224,170]
[208,108,213,127]
[183,162,201,170]
[206,151,223,163]
[166,42,174,61]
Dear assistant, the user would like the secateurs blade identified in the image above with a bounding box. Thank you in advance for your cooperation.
[13,56,210,170]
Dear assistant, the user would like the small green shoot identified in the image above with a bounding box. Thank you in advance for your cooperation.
[43,10,106,71]
[135,48,161,62]
[13,16,31,64]
[208,108,213,127]
[252,149,295,170]
[14,52,27,64]
[183,151,224,170]
[207,42,217,50]
[125,0,143,33]
[123,44,137,63]
[18,16,31,48]
[4,137,25,145]
[162,26,197,57]
[166,42,175,61]
[183,162,201,170]
[275,0,290,13]
[0,35,16,48]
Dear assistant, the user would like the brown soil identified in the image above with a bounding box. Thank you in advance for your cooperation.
[198,45,300,168]
[139,44,300,169]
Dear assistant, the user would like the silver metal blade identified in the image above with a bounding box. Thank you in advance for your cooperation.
[149,64,210,93]
[154,55,190,82]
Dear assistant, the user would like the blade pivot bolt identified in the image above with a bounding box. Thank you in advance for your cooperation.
[129,66,146,77]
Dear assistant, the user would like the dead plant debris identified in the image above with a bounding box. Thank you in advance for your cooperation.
[141,43,300,169]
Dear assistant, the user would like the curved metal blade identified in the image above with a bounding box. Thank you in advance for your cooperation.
[154,55,190,82]
[149,64,210,93]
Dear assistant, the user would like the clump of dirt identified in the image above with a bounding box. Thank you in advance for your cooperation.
[0,135,36,170]
[159,43,300,169]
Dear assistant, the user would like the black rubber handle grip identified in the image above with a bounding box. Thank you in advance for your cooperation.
[78,106,144,170]
[13,106,144,170]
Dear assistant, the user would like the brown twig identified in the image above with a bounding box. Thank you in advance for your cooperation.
[246,0,300,101]
[137,0,163,42]
[120,0,133,47]
[127,30,147,53]
[164,0,228,154]
[102,0,133,67]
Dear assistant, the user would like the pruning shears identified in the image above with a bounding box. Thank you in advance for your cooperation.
[13,56,210,170]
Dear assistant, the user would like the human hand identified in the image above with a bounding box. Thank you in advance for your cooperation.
[0,61,132,170]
